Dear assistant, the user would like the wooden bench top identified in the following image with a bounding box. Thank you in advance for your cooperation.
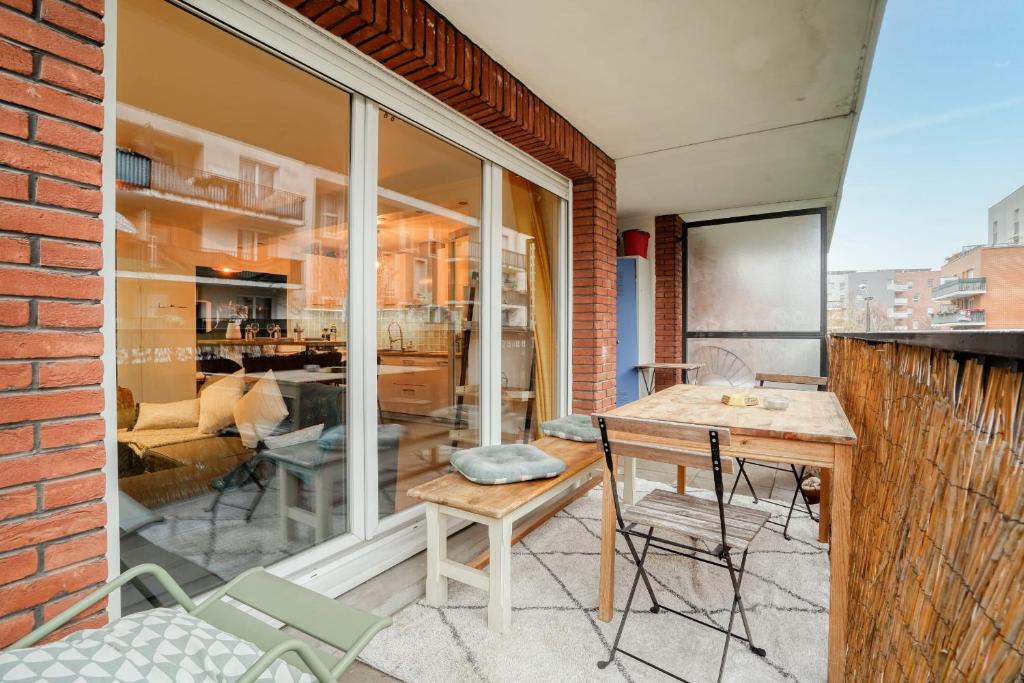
[406,437,602,519]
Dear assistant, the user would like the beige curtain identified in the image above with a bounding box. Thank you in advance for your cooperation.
[508,175,555,427]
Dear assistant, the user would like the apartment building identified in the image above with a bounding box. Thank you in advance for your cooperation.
[827,268,939,331]
[931,244,1024,329]
[988,184,1024,245]
[887,269,940,331]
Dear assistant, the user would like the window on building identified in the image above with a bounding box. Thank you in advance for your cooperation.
[927,279,933,287]
[913,293,920,303]
[912,321,920,330]
[239,157,277,199]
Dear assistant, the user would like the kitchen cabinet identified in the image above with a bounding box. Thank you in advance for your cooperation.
[378,353,452,417]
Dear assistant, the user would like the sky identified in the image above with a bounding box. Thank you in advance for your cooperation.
[829,0,1024,272]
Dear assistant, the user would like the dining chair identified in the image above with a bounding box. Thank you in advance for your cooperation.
[727,372,827,540]
[594,414,770,682]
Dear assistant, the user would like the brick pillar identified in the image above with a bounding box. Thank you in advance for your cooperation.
[0,0,109,647]
[571,152,617,415]
[654,214,684,390]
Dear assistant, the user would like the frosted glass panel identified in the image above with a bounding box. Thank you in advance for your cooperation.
[687,214,821,332]
[688,338,822,387]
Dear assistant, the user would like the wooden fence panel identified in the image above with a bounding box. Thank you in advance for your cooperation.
[829,337,1023,681]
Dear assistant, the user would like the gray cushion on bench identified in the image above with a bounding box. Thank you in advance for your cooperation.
[540,414,599,442]
[451,444,567,485]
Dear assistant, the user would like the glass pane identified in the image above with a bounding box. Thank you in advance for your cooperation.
[688,338,822,387]
[115,0,350,610]
[687,214,822,332]
[376,111,482,518]
[501,171,560,442]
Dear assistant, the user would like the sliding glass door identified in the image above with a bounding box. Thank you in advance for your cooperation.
[115,0,351,609]
[375,112,483,518]
[113,0,571,603]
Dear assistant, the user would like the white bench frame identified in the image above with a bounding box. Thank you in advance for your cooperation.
[423,463,602,633]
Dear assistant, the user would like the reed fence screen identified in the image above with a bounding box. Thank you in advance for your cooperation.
[829,337,1023,681]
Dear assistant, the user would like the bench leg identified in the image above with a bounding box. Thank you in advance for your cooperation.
[425,503,448,607]
[487,516,513,633]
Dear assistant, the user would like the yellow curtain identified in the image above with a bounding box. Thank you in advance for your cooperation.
[508,175,554,427]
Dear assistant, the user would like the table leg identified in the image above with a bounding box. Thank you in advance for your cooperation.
[598,452,618,622]
[676,466,687,493]
[279,463,299,542]
[312,466,333,544]
[828,444,852,682]
[424,503,448,607]
[487,516,513,633]
[819,467,832,543]
[622,456,637,505]
[639,368,653,396]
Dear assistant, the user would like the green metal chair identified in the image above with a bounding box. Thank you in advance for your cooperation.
[6,563,391,682]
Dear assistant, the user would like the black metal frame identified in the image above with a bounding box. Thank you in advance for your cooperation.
[595,417,765,682]
[682,208,829,378]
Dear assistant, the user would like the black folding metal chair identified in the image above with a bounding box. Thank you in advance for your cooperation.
[727,373,827,540]
[594,414,770,682]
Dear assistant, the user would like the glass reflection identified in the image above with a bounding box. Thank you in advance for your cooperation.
[376,112,483,518]
[115,0,350,611]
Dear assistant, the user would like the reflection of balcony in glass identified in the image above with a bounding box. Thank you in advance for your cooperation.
[116,148,306,223]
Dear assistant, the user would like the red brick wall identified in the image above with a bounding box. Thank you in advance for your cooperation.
[280,0,618,412]
[654,214,683,390]
[980,247,1024,329]
[571,151,617,414]
[0,0,108,647]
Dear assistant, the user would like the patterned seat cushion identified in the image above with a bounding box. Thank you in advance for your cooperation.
[451,444,566,485]
[0,608,313,683]
[540,414,599,442]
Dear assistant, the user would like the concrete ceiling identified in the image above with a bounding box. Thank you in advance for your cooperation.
[429,0,885,227]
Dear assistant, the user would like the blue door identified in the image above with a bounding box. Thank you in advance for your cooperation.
[616,258,639,406]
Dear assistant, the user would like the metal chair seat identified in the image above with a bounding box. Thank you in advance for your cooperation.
[623,489,770,551]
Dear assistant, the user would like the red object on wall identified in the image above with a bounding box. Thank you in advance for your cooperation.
[621,230,651,257]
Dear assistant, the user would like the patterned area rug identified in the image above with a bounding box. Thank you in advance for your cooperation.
[361,480,829,682]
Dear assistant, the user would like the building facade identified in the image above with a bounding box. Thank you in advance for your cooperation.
[827,268,939,332]
[931,244,1024,329]
[988,184,1023,246]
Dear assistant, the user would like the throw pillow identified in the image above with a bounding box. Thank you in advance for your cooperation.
[134,398,200,431]
[234,370,289,448]
[540,414,600,442]
[198,370,245,434]
[450,444,566,485]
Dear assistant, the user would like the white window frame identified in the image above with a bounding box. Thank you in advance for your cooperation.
[102,0,575,610]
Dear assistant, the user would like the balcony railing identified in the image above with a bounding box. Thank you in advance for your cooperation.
[886,281,912,291]
[115,148,306,222]
[931,309,986,326]
[887,308,911,319]
[931,277,986,301]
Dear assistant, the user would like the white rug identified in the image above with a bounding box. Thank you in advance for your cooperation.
[361,481,829,682]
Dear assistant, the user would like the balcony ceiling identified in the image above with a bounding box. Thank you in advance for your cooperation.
[429,0,885,231]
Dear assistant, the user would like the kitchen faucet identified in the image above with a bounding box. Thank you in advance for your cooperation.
[387,321,404,350]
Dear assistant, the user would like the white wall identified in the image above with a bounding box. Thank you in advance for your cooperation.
[989,185,1024,245]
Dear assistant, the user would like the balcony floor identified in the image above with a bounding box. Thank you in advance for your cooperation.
[341,477,828,682]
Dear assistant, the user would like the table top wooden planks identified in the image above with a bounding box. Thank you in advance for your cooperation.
[407,437,602,518]
[605,383,856,445]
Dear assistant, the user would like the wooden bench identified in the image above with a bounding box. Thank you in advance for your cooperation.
[407,437,603,632]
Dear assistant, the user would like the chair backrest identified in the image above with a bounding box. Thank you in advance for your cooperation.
[755,373,827,391]
[593,413,733,548]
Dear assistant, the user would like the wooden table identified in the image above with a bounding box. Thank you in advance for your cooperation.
[597,384,856,681]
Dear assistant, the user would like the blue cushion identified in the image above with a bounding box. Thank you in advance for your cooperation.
[318,424,403,451]
[450,444,566,485]
[540,414,599,442]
